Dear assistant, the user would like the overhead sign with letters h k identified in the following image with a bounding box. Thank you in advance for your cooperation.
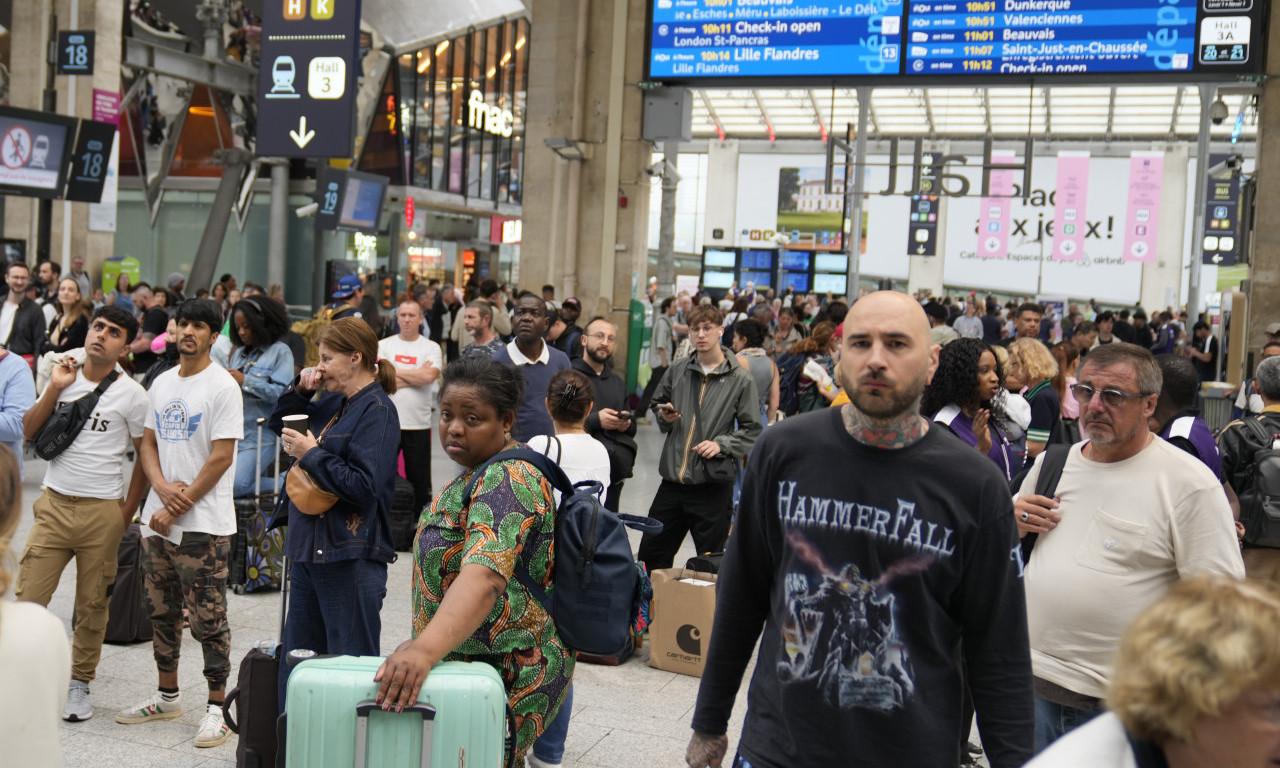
[256,0,362,158]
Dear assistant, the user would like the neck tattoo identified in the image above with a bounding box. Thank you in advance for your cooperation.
[841,403,929,450]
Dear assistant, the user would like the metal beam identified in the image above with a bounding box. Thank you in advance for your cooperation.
[981,89,992,135]
[752,89,775,139]
[1105,87,1118,140]
[920,89,936,135]
[124,36,256,96]
[864,90,880,134]
[807,88,829,139]
[1169,86,1185,138]
[697,89,727,139]
[1042,87,1052,135]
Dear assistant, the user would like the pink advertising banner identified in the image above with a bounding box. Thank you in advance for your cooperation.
[92,89,120,126]
[1123,151,1164,263]
[977,150,1016,259]
[1052,152,1090,261]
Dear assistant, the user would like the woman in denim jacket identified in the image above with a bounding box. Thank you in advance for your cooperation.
[228,295,296,496]
[270,318,400,704]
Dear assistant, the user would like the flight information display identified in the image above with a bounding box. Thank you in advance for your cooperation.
[647,0,1265,81]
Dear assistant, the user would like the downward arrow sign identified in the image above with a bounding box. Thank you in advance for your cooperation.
[290,116,315,149]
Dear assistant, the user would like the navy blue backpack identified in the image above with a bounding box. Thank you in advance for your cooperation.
[461,447,662,657]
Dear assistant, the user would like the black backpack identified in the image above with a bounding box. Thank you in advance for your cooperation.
[462,447,663,656]
[775,351,807,416]
[1239,418,1280,548]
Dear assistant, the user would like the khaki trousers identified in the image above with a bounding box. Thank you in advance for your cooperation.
[16,489,127,683]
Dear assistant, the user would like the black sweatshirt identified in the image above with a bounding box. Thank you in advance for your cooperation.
[691,408,1034,768]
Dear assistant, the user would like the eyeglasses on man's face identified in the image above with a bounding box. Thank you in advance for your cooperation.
[690,324,720,336]
[1070,382,1151,408]
[586,332,616,344]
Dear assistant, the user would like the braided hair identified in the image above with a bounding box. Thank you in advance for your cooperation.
[921,337,1009,426]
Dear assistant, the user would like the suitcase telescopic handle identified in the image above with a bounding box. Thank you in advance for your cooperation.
[353,700,436,768]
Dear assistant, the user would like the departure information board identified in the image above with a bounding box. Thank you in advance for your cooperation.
[647,0,1266,82]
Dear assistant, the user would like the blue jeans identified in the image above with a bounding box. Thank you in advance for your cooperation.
[234,437,279,497]
[1034,696,1101,753]
[278,559,388,707]
[531,684,573,763]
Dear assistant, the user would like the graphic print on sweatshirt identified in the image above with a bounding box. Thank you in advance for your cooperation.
[776,479,956,713]
[156,399,202,442]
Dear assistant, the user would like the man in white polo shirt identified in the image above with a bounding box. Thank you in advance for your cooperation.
[1014,342,1244,753]
[378,297,442,512]
[16,306,148,723]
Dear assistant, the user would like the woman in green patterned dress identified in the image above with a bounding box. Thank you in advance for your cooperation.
[375,355,573,767]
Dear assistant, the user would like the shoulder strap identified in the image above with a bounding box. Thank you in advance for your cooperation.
[93,369,121,396]
[461,447,574,509]
[551,435,563,465]
[1242,416,1274,450]
[1033,443,1072,498]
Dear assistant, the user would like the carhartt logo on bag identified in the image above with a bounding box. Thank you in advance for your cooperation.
[676,624,702,655]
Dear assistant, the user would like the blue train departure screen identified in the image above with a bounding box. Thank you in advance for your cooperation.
[647,0,1264,81]
[648,0,904,79]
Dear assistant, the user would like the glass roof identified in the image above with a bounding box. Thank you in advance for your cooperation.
[692,86,1257,142]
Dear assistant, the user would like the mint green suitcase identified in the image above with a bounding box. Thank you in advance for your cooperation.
[283,656,507,768]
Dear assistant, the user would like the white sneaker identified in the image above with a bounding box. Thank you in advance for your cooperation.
[63,679,92,722]
[194,704,231,748]
[527,754,562,768]
[115,691,183,724]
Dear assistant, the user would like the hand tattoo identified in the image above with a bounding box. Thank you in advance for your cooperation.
[686,732,728,768]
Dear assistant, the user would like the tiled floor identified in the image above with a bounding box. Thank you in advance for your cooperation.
[12,419,751,768]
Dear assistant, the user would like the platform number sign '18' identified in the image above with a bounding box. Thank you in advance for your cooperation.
[63,119,117,203]
[56,31,95,76]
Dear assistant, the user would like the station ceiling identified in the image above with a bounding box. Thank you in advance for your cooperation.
[690,85,1258,143]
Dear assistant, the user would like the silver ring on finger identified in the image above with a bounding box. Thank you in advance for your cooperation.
[1020,512,1029,522]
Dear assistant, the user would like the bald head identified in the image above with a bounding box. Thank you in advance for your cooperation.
[845,291,933,344]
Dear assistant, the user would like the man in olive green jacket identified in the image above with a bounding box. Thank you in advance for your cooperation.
[639,303,763,571]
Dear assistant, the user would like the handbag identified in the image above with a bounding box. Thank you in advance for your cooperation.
[690,374,739,484]
[33,370,120,460]
[283,410,341,516]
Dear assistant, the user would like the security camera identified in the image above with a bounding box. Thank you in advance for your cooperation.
[645,160,665,177]
[645,160,682,182]
[1210,98,1229,126]
[295,202,319,218]
[1206,154,1244,178]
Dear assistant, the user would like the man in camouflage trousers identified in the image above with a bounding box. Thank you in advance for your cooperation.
[115,299,243,749]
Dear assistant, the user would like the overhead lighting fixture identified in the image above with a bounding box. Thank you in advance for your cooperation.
[515,37,526,50]
[436,40,450,55]
[545,137,586,161]
[417,54,431,73]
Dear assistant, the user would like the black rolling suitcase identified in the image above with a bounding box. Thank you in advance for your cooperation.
[230,419,286,594]
[100,521,153,644]
[223,559,290,768]
[389,476,419,551]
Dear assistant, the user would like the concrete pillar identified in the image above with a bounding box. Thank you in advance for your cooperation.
[3,0,123,286]
[1139,144,1189,312]
[523,0,653,363]
[1247,15,1280,352]
[702,139,739,248]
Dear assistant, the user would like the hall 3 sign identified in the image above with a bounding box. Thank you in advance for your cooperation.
[467,90,514,138]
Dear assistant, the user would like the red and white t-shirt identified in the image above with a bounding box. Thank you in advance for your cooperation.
[377,335,443,430]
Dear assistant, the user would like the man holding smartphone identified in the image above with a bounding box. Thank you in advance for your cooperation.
[573,316,637,512]
[639,304,762,571]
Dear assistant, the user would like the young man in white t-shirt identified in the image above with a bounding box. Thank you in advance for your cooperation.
[117,299,243,749]
[378,299,442,511]
[15,306,148,723]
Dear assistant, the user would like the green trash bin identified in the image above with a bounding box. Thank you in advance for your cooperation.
[626,299,652,395]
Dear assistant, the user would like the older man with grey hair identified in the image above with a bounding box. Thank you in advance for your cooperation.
[1218,355,1280,582]
[1014,342,1244,752]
